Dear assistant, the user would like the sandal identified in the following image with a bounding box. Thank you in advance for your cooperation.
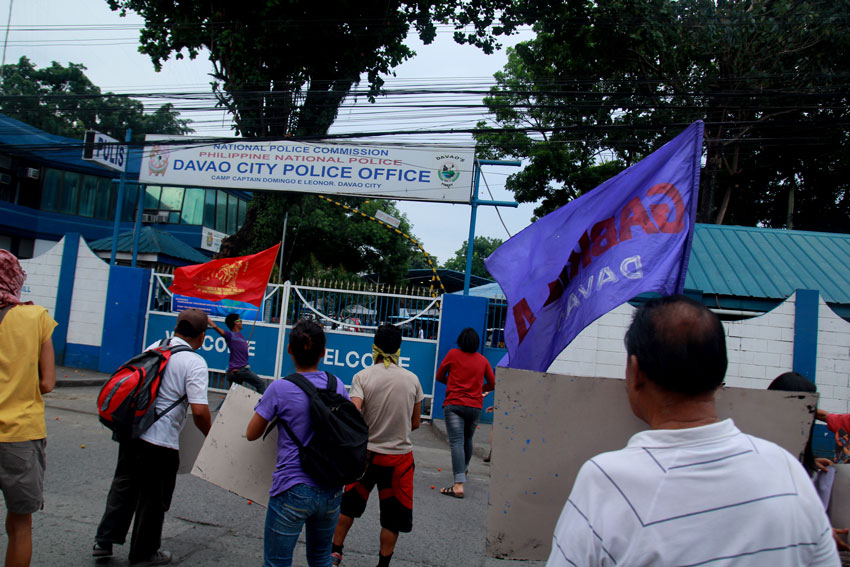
[440,486,464,499]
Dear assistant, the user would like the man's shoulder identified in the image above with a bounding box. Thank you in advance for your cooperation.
[357,364,419,386]
[383,364,420,387]
[167,342,208,374]
[6,304,47,321]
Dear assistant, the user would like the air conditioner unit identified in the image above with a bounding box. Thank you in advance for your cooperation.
[155,212,169,223]
[141,213,158,223]
[22,167,39,180]
[0,173,10,185]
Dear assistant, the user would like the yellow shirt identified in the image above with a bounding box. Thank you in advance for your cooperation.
[0,305,57,441]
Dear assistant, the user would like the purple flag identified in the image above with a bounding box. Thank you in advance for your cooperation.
[484,121,704,372]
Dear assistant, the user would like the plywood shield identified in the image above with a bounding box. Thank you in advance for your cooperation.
[190,384,278,507]
[486,368,817,560]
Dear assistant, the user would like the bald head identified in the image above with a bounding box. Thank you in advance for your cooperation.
[624,295,727,395]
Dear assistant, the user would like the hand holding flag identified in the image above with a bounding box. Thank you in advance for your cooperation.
[485,121,704,372]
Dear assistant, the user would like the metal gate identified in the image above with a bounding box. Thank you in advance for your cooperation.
[143,274,443,417]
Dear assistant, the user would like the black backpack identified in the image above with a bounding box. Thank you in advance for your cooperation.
[264,372,369,486]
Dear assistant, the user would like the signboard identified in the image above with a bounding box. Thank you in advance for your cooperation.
[82,130,127,172]
[145,313,437,389]
[146,312,278,376]
[375,209,401,228]
[286,329,438,394]
[200,226,227,253]
[139,136,475,203]
[171,293,263,321]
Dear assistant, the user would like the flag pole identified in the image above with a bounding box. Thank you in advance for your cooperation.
[249,240,282,342]
[247,295,262,342]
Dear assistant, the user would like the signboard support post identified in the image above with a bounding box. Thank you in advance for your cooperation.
[462,159,522,295]
[132,180,143,267]
[109,128,132,266]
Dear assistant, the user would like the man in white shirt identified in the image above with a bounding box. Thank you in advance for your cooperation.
[93,308,212,567]
[546,295,839,567]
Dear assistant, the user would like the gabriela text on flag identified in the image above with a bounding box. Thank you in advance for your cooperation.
[485,121,704,372]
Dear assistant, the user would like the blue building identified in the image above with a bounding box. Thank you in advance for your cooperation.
[0,113,251,266]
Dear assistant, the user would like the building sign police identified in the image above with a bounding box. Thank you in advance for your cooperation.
[82,130,127,173]
[139,136,475,203]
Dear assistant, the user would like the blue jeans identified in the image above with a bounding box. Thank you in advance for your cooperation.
[444,405,481,484]
[264,483,342,567]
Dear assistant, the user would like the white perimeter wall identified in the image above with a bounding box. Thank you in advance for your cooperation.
[19,237,63,314]
[547,292,850,412]
[67,238,109,347]
[18,236,109,348]
[817,301,850,414]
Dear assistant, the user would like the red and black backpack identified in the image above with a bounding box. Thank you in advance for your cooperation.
[97,338,190,442]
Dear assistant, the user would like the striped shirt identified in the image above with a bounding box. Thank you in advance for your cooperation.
[547,419,838,567]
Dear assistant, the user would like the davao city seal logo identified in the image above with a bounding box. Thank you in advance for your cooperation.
[148,145,169,176]
[435,154,465,187]
[438,162,460,183]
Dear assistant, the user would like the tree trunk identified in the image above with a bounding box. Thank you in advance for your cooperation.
[786,183,795,229]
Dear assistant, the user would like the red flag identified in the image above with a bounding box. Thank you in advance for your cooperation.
[169,244,281,307]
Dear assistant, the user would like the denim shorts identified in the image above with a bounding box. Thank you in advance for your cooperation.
[0,439,46,514]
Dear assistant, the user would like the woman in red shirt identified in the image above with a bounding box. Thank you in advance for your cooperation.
[436,327,495,498]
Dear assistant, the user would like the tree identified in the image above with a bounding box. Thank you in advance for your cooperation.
[442,236,504,278]
[0,56,192,142]
[106,0,524,280]
[236,195,423,284]
[475,0,850,230]
[106,0,521,138]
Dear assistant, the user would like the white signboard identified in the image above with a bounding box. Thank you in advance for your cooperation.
[140,136,475,203]
[200,226,227,253]
[82,130,127,172]
[374,209,401,228]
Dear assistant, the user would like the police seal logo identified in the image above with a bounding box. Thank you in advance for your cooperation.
[438,162,460,184]
[148,145,169,176]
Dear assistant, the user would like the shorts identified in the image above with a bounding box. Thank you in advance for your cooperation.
[340,451,414,533]
[0,439,46,514]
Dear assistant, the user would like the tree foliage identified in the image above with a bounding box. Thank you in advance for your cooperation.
[475,0,850,231]
[0,56,192,143]
[108,0,524,280]
[442,236,504,278]
[106,0,522,138]
[229,195,424,284]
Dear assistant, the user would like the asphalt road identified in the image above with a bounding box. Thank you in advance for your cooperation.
[15,384,540,567]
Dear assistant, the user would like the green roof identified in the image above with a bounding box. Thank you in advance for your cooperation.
[88,227,209,264]
[686,224,850,307]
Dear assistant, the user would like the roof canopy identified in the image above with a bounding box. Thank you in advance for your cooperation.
[88,226,209,264]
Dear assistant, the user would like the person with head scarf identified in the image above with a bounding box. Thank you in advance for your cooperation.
[331,324,424,567]
[0,249,57,566]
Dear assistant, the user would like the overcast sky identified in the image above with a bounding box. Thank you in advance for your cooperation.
[3,0,538,265]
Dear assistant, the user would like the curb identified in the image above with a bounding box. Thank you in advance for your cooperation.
[55,379,107,388]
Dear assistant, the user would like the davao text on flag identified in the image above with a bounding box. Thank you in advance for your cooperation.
[484,121,704,372]
[169,244,281,307]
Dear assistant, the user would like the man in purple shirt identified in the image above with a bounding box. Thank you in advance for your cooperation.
[246,320,349,567]
[208,313,266,393]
